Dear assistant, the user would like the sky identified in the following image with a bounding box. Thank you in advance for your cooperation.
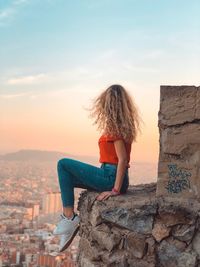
[0,0,200,163]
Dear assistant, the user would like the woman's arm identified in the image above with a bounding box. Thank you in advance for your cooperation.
[113,139,128,192]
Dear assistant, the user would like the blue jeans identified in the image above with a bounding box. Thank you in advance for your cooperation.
[57,158,129,207]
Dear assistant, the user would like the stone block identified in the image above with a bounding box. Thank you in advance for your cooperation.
[90,223,121,252]
[156,85,200,199]
[172,224,195,243]
[125,232,147,258]
[158,86,200,126]
[152,218,170,242]
[192,230,200,258]
[101,206,155,234]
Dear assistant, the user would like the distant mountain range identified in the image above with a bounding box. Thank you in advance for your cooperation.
[0,149,98,163]
[0,149,158,183]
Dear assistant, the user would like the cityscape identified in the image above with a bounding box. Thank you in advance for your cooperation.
[0,152,84,267]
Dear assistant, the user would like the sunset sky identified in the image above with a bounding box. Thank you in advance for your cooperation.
[1,0,200,163]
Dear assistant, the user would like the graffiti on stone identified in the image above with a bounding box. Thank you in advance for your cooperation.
[165,164,191,193]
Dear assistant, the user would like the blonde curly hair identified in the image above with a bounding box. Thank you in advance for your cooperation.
[86,84,143,143]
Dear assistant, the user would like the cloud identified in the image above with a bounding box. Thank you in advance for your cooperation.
[7,73,48,85]
[0,7,15,21]
[0,92,30,98]
[121,62,159,73]
[14,0,29,4]
[85,0,113,9]
[0,0,29,26]
[5,66,104,86]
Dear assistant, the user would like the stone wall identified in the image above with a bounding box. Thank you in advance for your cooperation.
[156,85,200,199]
[76,184,200,267]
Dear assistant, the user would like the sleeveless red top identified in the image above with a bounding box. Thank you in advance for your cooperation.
[98,134,132,168]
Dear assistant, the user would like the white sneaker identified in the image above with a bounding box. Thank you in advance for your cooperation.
[53,212,80,236]
[59,226,79,252]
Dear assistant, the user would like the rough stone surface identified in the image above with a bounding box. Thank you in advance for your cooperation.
[157,236,197,267]
[125,231,147,258]
[76,183,200,267]
[152,218,170,242]
[156,85,200,199]
[172,224,195,243]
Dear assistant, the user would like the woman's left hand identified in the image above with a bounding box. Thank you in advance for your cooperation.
[96,190,119,201]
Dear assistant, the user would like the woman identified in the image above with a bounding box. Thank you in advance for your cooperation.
[53,84,142,252]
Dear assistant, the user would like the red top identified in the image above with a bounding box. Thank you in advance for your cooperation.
[98,134,132,168]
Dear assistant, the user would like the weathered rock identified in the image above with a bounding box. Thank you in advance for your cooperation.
[158,210,195,226]
[125,232,147,258]
[157,237,186,266]
[78,256,103,267]
[177,250,198,267]
[78,237,102,261]
[152,218,170,242]
[127,257,155,267]
[159,124,200,156]
[158,85,200,126]
[157,236,198,266]
[172,224,195,243]
[101,206,155,234]
[89,201,104,226]
[90,223,121,252]
[79,222,92,239]
[192,230,200,257]
[146,237,156,256]
[167,235,187,250]
[100,249,128,266]
[156,85,200,200]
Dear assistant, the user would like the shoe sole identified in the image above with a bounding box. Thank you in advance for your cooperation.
[59,225,80,252]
